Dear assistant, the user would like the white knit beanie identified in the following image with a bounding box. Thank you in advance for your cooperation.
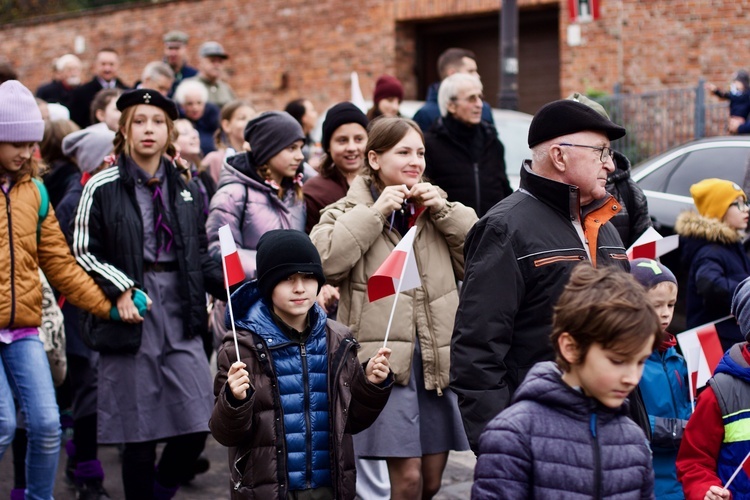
[0,80,45,143]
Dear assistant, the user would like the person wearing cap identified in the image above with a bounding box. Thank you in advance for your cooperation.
[162,30,198,97]
[366,75,404,121]
[71,88,225,499]
[0,80,117,500]
[424,72,512,218]
[630,258,691,500]
[303,102,369,233]
[451,99,631,452]
[68,48,129,128]
[675,178,750,351]
[568,91,652,248]
[209,229,392,499]
[183,41,236,108]
[677,276,750,500]
[413,47,495,133]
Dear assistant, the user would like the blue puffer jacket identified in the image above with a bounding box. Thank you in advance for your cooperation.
[639,347,692,500]
[233,284,330,491]
[676,211,750,349]
[472,361,654,499]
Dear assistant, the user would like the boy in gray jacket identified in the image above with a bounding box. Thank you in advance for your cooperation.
[472,264,659,499]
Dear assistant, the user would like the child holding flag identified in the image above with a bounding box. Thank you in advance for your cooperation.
[310,117,476,499]
[677,276,750,500]
[631,258,691,499]
[72,88,225,499]
[210,229,393,499]
[472,264,659,499]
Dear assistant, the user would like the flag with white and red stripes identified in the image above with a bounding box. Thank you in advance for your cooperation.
[676,317,728,409]
[627,227,679,260]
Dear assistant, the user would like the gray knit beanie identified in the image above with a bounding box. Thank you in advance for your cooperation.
[62,127,115,174]
[243,111,304,167]
[0,80,45,143]
[731,276,750,342]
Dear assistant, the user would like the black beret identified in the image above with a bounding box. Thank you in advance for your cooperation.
[116,88,179,121]
[527,100,626,148]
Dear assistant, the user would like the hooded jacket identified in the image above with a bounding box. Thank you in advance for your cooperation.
[472,361,654,499]
[206,152,305,279]
[451,161,630,452]
[209,282,392,499]
[310,175,477,389]
[605,151,652,248]
[676,211,750,345]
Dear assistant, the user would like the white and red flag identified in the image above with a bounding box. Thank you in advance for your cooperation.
[627,227,679,260]
[676,317,728,410]
[218,224,245,362]
[723,449,750,491]
[367,226,421,347]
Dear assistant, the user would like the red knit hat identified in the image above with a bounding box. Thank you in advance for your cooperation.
[373,75,404,107]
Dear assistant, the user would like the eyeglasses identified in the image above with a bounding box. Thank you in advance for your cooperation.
[557,143,614,163]
[730,200,749,211]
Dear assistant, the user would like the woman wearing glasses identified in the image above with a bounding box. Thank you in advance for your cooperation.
[676,178,750,350]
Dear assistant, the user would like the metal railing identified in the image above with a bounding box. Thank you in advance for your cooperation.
[593,80,730,164]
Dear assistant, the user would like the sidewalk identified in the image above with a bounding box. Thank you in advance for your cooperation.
[0,435,475,499]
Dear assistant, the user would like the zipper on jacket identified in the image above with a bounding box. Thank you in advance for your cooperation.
[4,192,16,327]
[300,342,313,489]
[590,413,602,500]
[661,353,679,418]
[473,162,481,213]
[412,248,443,396]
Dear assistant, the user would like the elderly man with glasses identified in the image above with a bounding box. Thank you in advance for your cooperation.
[424,73,513,217]
[450,99,632,452]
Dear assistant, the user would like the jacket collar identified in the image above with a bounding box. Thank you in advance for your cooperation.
[116,154,176,189]
[520,160,582,221]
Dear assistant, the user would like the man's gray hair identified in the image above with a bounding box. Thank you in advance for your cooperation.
[141,61,175,82]
[55,54,81,72]
[437,73,483,118]
[173,79,208,105]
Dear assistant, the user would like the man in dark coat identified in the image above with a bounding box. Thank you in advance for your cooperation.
[424,73,512,217]
[36,53,82,109]
[451,99,632,452]
[68,48,129,128]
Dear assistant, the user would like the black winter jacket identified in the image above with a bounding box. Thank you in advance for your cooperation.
[72,155,225,353]
[424,116,512,217]
[605,151,652,248]
[451,162,630,451]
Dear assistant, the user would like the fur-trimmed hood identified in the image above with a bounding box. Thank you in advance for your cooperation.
[675,211,742,245]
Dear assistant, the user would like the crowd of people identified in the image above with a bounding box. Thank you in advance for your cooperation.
[1,35,750,500]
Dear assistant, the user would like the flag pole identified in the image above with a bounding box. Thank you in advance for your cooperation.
[724,449,750,490]
[382,243,412,349]
[687,374,695,414]
[222,257,241,364]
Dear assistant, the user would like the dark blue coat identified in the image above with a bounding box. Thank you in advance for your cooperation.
[472,361,654,499]
[676,211,750,348]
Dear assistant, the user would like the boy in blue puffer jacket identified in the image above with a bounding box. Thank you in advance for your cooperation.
[472,264,658,499]
[209,230,393,499]
[631,258,691,499]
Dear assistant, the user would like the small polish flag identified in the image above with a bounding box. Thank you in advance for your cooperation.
[219,225,245,288]
[723,449,750,491]
[627,227,679,260]
[676,318,727,408]
[368,226,421,302]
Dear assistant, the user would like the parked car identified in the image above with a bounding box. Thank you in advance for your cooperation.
[312,100,532,189]
[631,136,750,234]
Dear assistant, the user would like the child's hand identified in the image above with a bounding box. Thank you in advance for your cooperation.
[227,361,250,400]
[115,288,144,323]
[316,284,340,313]
[365,347,392,384]
[409,182,446,213]
[704,485,731,500]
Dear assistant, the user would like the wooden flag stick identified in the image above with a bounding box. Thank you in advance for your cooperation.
[382,246,412,349]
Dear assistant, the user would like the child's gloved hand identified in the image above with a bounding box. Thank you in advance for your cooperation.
[110,289,152,322]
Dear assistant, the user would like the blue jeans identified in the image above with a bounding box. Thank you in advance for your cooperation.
[0,335,61,500]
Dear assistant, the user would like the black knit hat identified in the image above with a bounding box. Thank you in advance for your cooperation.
[116,88,179,120]
[256,230,326,298]
[527,100,626,148]
[630,258,677,290]
[243,111,305,167]
[321,102,369,153]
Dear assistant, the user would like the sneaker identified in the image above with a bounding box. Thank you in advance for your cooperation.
[76,479,111,500]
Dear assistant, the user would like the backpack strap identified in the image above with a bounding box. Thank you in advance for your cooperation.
[31,177,50,242]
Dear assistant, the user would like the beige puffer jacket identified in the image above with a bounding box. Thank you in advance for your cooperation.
[310,176,477,390]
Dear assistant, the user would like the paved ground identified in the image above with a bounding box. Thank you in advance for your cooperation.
[0,435,475,499]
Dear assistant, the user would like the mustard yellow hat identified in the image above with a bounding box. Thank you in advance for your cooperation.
[690,178,746,220]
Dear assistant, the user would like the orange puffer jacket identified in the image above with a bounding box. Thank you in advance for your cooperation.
[0,174,111,329]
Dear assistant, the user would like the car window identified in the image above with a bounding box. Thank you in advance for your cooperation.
[637,157,681,191]
[664,147,750,197]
